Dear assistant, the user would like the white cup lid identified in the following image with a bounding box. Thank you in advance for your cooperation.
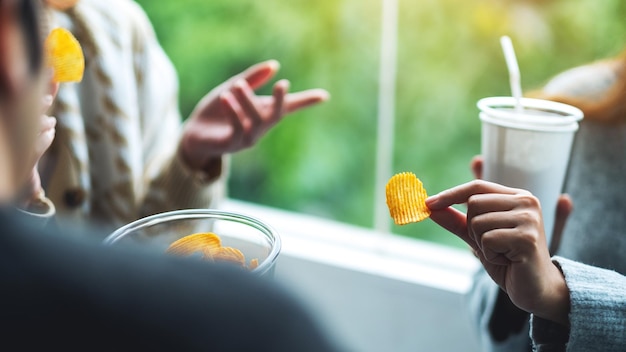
[477,96,584,126]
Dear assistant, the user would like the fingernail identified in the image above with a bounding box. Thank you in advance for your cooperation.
[277,79,290,89]
[267,59,280,70]
[42,94,54,106]
[425,195,439,208]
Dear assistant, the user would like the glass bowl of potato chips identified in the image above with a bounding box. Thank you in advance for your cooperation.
[104,209,281,277]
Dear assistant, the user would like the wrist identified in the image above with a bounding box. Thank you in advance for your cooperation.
[535,262,571,327]
[177,143,223,183]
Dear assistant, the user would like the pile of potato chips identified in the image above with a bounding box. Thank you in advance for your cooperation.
[166,232,259,270]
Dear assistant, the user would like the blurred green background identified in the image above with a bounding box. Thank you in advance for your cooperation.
[135,0,626,248]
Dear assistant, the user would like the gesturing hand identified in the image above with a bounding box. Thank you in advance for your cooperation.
[426,180,570,326]
[180,60,330,171]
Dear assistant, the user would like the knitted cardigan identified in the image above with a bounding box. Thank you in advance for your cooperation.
[37,0,225,235]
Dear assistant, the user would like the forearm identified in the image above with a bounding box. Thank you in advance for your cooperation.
[140,151,228,217]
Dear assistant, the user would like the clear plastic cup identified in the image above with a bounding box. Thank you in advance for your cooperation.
[103,209,281,277]
[477,97,583,245]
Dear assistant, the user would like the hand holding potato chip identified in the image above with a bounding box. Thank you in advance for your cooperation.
[426,180,570,327]
[17,28,84,210]
[16,83,58,210]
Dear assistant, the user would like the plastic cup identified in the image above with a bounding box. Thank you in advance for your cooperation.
[103,209,281,278]
[477,96,583,245]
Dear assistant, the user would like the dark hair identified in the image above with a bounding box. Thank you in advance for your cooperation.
[0,0,42,75]
[18,0,43,73]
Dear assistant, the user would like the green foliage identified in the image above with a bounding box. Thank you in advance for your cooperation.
[136,0,626,248]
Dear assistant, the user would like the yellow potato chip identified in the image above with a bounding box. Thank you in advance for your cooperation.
[385,172,431,225]
[44,0,80,10]
[208,247,246,267]
[248,258,259,270]
[44,28,85,83]
[166,232,260,271]
[165,232,221,257]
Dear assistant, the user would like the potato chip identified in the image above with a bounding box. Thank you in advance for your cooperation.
[44,0,80,10]
[248,258,259,270]
[44,28,85,83]
[166,231,260,270]
[208,247,246,267]
[165,232,221,257]
[385,172,431,225]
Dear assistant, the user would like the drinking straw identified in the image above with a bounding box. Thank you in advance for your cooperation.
[500,35,523,114]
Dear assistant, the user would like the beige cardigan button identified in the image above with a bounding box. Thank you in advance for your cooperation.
[63,188,86,208]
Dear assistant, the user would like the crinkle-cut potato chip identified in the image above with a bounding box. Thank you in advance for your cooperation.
[166,232,259,270]
[207,247,246,267]
[44,0,80,10]
[248,258,259,270]
[45,28,84,83]
[165,232,221,257]
[386,172,431,225]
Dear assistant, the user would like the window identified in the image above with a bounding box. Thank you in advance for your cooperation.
[138,0,626,247]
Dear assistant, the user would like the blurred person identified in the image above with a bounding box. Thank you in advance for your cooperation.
[23,0,329,234]
[0,1,341,350]
[427,179,626,352]
[466,51,626,351]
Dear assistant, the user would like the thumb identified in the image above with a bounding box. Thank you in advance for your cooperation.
[429,207,478,252]
[471,155,483,179]
[548,194,573,255]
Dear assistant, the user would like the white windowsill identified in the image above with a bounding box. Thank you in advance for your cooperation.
[222,199,483,352]
[223,199,479,293]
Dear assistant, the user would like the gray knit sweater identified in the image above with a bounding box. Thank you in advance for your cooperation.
[467,60,626,351]
[467,121,626,352]
[531,257,626,351]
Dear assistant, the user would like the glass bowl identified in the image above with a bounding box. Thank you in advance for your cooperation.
[103,209,281,277]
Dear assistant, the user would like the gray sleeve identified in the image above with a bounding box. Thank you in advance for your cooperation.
[466,268,532,352]
[530,256,626,352]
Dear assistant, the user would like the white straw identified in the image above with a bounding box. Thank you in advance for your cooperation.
[500,36,523,114]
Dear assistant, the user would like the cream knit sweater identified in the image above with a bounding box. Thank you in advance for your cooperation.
[39,0,225,235]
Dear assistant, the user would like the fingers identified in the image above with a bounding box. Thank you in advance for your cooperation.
[426,180,521,211]
[240,60,280,91]
[231,79,262,129]
[465,193,516,245]
[470,155,483,179]
[48,81,60,99]
[429,207,477,251]
[272,79,288,122]
[283,88,330,114]
[219,91,245,141]
[39,115,56,133]
[548,194,573,254]
[34,115,56,157]
[480,228,523,265]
